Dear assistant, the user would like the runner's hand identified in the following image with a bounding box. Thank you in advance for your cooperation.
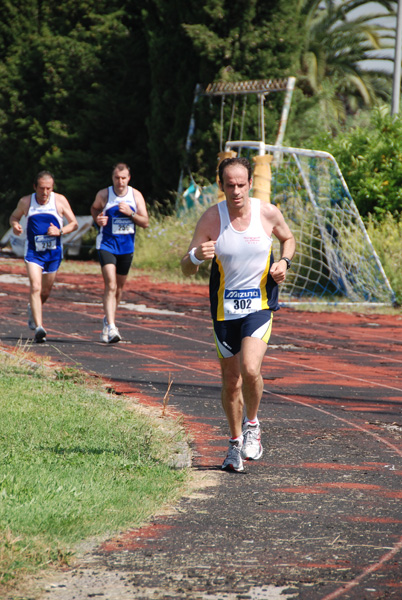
[12,222,23,236]
[196,240,216,261]
[47,222,61,237]
[118,202,132,216]
[96,212,108,227]
[270,260,287,283]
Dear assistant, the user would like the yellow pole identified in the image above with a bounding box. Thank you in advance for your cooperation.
[216,150,237,202]
[252,154,272,203]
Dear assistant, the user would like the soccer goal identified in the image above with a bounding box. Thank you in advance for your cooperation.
[178,78,395,306]
[224,141,395,306]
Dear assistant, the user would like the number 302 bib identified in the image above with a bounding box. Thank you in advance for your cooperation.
[223,288,262,316]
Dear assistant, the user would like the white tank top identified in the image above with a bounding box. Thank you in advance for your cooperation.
[96,186,137,254]
[25,192,63,254]
[213,197,274,320]
[27,192,63,229]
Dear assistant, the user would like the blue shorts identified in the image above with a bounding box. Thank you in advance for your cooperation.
[213,310,274,358]
[25,249,62,274]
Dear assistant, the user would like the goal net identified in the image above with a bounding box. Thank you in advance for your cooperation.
[232,142,395,305]
[180,143,395,306]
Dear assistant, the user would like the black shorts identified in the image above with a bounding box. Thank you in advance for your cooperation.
[98,249,133,276]
[213,310,274,358]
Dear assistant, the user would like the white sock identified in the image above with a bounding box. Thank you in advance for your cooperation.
[230,434,243,445]
[244,417,259,426]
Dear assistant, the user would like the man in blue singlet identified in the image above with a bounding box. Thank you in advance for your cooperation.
[91,163,149,344]
[9,171,78,343]
[181,157,296,472]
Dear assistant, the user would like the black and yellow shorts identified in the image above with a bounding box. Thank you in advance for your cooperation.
[213,309,274,358]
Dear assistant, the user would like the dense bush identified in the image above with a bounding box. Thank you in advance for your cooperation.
[311,107,402,218]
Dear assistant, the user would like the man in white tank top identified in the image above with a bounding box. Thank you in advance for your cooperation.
[9,171,78,343]
[181,157,295,472]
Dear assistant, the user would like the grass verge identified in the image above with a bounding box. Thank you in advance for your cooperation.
[366,212,402,306]
[134,210,402,305]
[4,206,400,309]
[119,210,402,308]
[0,346,189,593]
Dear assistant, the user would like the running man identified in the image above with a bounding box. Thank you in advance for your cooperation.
[91,163,149,343]
[181,157,296,472]
[9,170,78,343]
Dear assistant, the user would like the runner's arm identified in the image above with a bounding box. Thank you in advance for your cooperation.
[129,189,149,229]
[52,195,78,236]
[268,205,296,284]
[181,208,218,277]
[91,190,108,227]
[9,197,30,236]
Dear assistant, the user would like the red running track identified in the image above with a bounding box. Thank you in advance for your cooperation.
[1,256,402,600]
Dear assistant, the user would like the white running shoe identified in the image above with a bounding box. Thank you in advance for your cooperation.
[107,325,121,344]
[27,304,36,330]
[222,440,244,472]
[100,316,108,343]
[34,326,47,344]
[241,421,263,461]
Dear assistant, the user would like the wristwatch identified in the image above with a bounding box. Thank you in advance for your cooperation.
[280,257,291,270]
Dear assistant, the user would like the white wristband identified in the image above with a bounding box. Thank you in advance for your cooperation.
[189,247,204,266]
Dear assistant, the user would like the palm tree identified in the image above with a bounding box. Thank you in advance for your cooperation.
[298,0,396,125]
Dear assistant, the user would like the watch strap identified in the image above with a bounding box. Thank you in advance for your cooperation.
[280,257,291,269]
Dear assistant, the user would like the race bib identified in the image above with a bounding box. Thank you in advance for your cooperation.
[34,235,57,252]
[112,217,134,235]
[223,288,262,316]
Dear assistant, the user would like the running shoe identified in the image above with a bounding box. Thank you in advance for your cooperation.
[34,326,47,344]
[27,303,36,330]
[107,325,121,344]
[100,316,108,343]
[222,439,244,472]
[241,421,263,461]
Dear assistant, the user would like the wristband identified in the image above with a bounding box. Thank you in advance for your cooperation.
[189,247,204,266]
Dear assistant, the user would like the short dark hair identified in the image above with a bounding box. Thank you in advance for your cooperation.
[112,162,131,176]
[218,157,252,184]
[34,170,54,186]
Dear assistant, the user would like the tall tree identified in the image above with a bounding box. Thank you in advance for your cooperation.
[140,1,206,208]
[0,0,150,218]
[175,0,301,186]
[296,0,396,129]
[0,0,310,224]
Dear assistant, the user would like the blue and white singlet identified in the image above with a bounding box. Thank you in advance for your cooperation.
[209,197,279,321]
[25,192,63,262]
[96,186,137,255]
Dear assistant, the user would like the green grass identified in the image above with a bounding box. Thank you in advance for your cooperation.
[61,207,402,306]
[133,212,212,281]
[0,348,188,591]
[366,212,402,306]
[66,209,211,283]
[133,209,402,306]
